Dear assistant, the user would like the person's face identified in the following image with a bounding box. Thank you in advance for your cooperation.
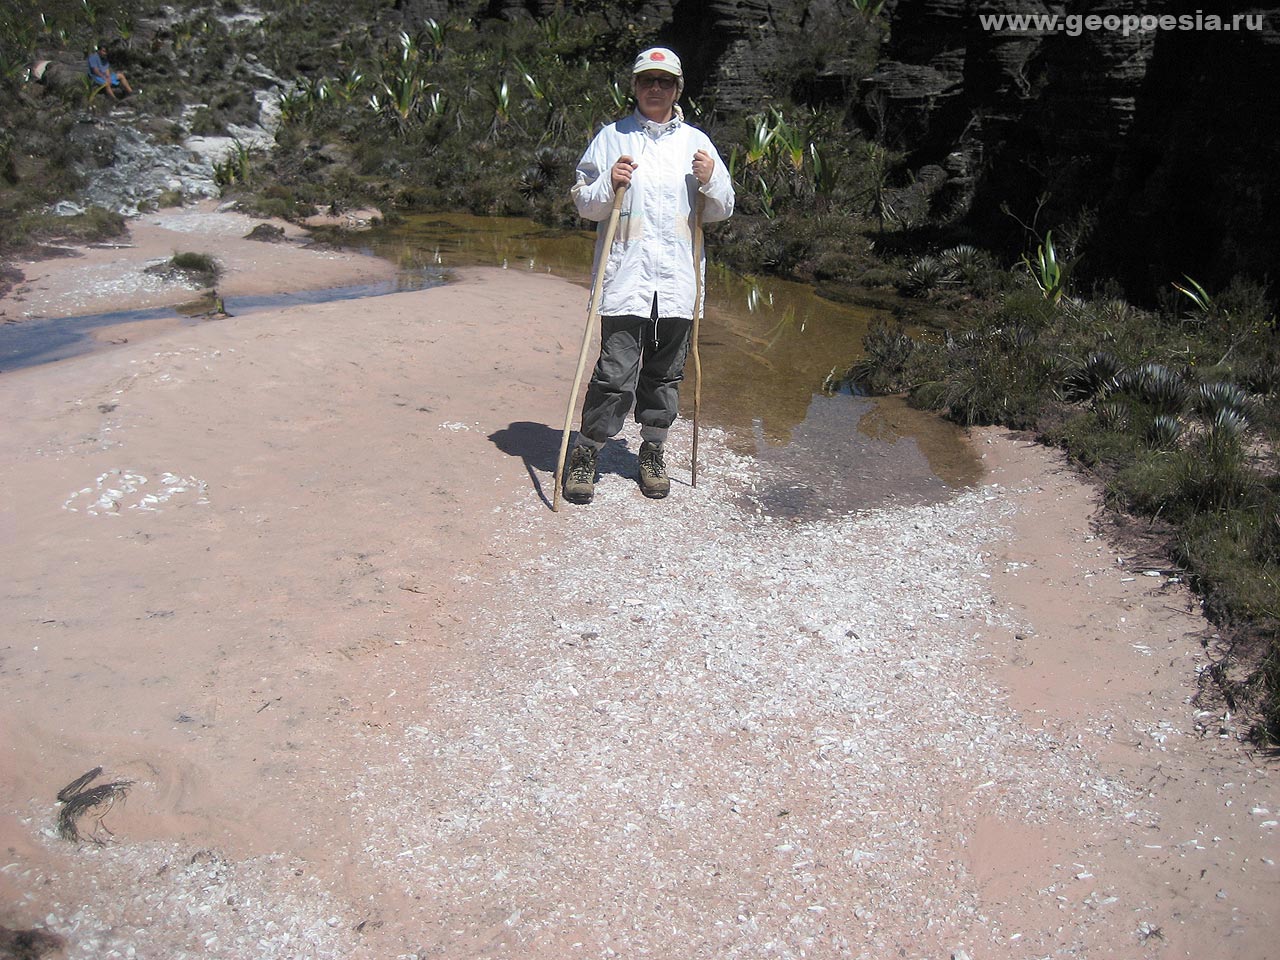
[634,70,679,122]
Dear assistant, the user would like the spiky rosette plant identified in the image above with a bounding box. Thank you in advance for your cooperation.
[1194,381,1254,425]
[939,244,988,283]
[1093,398,1129,431]
[1144,414,1185,449]
[997,324,1038,352]
[1064,350,1125,402]
[1120,362,1192,415]
[902,255,952,297]
[946,328,986,351]
[1206,405,1252,442]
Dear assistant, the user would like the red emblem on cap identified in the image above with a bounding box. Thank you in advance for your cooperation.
[651,51,666,61]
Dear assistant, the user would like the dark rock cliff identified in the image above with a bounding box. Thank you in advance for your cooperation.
[498,0,1276,300]
[862,0,1280,298]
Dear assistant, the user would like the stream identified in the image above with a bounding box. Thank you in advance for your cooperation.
[1,212,981,515]
[358,214,983,516]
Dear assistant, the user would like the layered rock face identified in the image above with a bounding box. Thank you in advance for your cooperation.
[555,0,1276,299]
[859,0,1279,297]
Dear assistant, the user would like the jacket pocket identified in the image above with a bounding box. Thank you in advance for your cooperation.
[602,244,624,285]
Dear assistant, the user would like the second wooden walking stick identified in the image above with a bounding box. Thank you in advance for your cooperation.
[690,193,706,488]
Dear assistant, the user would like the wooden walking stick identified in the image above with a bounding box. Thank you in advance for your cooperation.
[691,193,706,488]
[553,184,628,512]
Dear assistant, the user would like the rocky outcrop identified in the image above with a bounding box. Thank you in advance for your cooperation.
[1100,7,1280,297]
[458,0,1275,298]
[18,0,1272,301]
[861,0,1280,298]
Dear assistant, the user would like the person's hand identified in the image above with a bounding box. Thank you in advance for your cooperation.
[692,149,714,185]
[612,156,637,191]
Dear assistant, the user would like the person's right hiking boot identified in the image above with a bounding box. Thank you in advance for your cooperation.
[637,440,671,499]
[563,444,598,504]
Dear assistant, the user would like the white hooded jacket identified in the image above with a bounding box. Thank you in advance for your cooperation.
[572,110,735,320]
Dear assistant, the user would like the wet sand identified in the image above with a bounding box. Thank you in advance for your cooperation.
[0,209,1275,959]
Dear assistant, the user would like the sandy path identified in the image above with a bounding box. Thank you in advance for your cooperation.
[0,218,1275,959]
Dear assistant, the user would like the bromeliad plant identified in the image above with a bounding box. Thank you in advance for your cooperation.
[772,113,805,173]
[756,175,776,219]
[1023,230,1066,304]
[744,111,779,166]
[212,139,253,188]
[808,141,842,210]
[1172,274,1214,320]
[851,0,887,20]
[371,62,430,133]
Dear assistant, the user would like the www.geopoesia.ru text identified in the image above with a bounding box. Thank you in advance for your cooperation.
[977,10,1264,38]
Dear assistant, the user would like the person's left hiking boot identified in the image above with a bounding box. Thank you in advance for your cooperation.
[637,440,671,499]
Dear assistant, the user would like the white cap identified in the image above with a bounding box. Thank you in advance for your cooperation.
[633,47,682,78]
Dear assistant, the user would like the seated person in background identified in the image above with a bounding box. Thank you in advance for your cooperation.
[87,43,133,98]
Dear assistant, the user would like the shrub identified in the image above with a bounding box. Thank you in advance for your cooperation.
[1063,351,1125,402]
[1176,510,1280,621]
[1046,408,1139,467]
[993,281,1057,330]
[1144,414,1184,449]
[912,347,1052,428]
[146,251,221,287]
[1119,362,1192,415]
[1253,653,1280,745]
[900,255,952,297]
[1108,448,1182,514]
[1175,411,1258,510]
[1255,503,1280,566]
[839,320,917,394]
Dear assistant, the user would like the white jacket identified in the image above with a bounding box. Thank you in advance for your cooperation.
[572,110,734,319]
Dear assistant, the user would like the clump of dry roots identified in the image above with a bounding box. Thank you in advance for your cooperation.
[55,766,133,844]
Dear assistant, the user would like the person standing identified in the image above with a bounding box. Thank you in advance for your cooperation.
[563,47,734,504]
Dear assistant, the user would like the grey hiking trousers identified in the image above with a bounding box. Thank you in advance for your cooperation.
[579,313,693,446]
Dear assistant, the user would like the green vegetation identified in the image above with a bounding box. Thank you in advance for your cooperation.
[146,250,221,287]
[9,205,127,251]
[2,0,889,268]
[837,266,1280,741]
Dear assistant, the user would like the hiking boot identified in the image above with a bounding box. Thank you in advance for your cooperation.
[563,444,598,504]
[637,441,670,499]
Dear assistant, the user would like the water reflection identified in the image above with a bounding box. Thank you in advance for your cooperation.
[365,213,982,515]
[739,391,986,518]
[362,215,883,451]
[3,211,982,515]
[358,216,597,287]
[698,264,871,452]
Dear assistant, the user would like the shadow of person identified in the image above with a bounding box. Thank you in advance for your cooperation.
[488,422,636,510]
[594,437,638,482]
